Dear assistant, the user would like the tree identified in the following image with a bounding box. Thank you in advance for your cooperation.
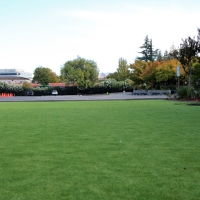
[149,39,158,62]
[163,50,171,61]
[32,66,59,85]
[170,29,200,87]
[157,50,163,61]
[141,61,158,88]
[60,56,99,89]
[129,60,148,86]
[155,59,179,87]
[49,71,60,83]
[137,35,158,62]
[117,58,130,90]
[106,72,120,81]
[22,81,31,90]
[192,62,200,88]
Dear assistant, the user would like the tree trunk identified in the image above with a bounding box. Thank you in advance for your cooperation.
[188,70,192,87]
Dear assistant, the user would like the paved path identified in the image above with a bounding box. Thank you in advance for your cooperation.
[0,92,168,102]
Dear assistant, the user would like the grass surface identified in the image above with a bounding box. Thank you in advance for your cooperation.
[0,100,200,200]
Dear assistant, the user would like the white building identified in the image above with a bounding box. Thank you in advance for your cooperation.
[0,69,32,85]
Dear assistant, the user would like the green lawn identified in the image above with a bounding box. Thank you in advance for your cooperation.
[0,100,200,200]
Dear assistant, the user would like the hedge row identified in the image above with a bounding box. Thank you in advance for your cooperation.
[0,82,133,96]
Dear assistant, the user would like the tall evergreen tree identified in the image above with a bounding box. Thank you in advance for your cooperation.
[163,50,171,61]
[137,35,158,62]
[157,50,163,61]
[137,35,149,62]
[149,39,158,61]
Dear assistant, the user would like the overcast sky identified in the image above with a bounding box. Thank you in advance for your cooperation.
[0,0,199,75]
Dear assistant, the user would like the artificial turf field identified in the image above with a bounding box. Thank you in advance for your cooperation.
[0,100,200,200]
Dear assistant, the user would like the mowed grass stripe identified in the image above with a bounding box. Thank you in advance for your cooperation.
[0,100,199,200]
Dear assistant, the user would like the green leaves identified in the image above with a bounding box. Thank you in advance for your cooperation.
[137,35,158,62]
[61,57,99,89]
[33,67,59,85]
[117,58,130,82]
[170,29,200,87]
[0,81,24,95]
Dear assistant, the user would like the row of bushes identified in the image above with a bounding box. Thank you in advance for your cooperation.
[177,86,200,99]
[0,81,133,96]
[1,81,200,99]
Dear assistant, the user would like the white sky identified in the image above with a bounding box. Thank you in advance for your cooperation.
[0,0,199,76]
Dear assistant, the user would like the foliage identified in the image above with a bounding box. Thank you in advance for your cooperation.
[177,86,196,99]
[0,81,8,92]
[0,81,24,95]
[170,29,200,87]
[22,81,32,90]
[129,58,188,89]
[155,59,178,84]
[129,60,148,85]
[33,66,59,85]
[99,78,117,88]
[141,61,159,86]
[117,79,133,90]
[177,87,188,98]
[192,62,200,88]
[106,72,120,81]
[61,56,99,89]
[187,87,196,98]
[117,58,130,81]
[157,50,163,61]
[106,58,130,87]
[163,50,170,61]
[137,35,158,62]
[98,78,133,92]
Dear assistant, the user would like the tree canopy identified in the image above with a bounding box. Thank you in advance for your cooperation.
[32,66,59,85]
[137,35,158,62]
[129,60,148,85]
[116,58,130,90]
[117,58,130,81]
[170,29,200,87]
[60,57,99,89]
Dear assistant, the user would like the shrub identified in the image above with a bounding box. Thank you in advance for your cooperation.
[186,87,195,98]
[178,87,188,99]
[22,81,31,90]
[178,86,195,99]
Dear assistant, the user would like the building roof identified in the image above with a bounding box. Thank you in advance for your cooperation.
[0,77,30,80]
[49,83,66,87]
[30,83,40,87]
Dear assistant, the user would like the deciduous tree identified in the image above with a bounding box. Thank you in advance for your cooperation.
[106,72,120,81]
[33,66,59,85]
[141,61,158,87]
[170,29,200,87]
[129,60,148,85]
[22,81,31,90]
[155,59,179,86]
[61,56,99,89]
[117,58,130,90]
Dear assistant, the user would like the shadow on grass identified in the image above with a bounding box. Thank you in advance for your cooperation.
[174,102,200,106]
